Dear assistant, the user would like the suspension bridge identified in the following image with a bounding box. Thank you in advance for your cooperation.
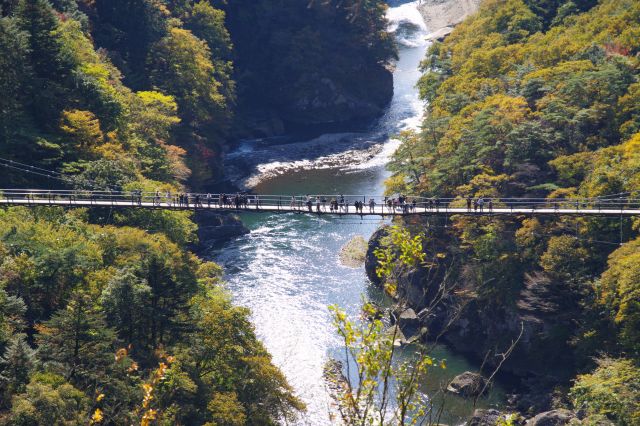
[1,189,639,216]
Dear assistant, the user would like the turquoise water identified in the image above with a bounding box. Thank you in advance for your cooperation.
[208,2,506,424]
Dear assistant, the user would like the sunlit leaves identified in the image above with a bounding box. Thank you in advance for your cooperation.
[374,226,426,297]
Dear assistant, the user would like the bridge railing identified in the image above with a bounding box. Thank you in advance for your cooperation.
[1,189,640,213]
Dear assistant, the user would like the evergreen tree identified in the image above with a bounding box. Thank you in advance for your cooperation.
[36,292,117,389]
[100,268,153,351]
[0,333,36,396]
[15,0,72,126]
[0,17,32,156]
[93,0,168,88]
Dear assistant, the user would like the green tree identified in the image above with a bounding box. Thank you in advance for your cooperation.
[328,226,448,425]
[148,27,227,124]
[8,373,90,426]
[176,287,305,424]
[0,17,32,158]
[93,0,168,88]
[0,333,36,397]
[596,237,640,356]
[570,357,640,425]
[100,268,153,350]
[36,292,117,389]
[59,109,104,158]
[540,234,592,287]
[15,0,72,125]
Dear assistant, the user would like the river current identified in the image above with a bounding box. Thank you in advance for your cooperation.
[208,2,505,424]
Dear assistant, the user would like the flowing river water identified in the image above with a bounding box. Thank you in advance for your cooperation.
[208,2,506,424]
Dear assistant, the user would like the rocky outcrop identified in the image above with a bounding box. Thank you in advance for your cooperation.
[418,0,481,33]
[525,409,576,426]
[365,225,389,284]
[446,371,486,397]
[283,67,393,126]
[365,223,580,409]
[468,409,504,426]
[195,211,249,247]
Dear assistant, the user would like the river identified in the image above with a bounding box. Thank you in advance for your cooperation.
[208,2,505,424]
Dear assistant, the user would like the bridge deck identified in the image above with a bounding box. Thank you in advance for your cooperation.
[1,197,639,216]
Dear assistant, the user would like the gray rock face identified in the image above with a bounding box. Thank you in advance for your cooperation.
[446,371,486,397]
[468,409,503,426]
[283,67,393,126]
[525,409,576,426]
[365,226,390,285]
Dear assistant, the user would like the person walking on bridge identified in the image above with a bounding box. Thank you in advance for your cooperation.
[478,197,484,212]
[206,193,212,207]
[369,198,376,213]
[316,196,321,213]
[466,196,472,212]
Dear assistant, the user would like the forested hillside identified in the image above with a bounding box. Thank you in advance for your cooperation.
[0,0,396,190]
[385,0,640,422]
[225,0,396,130]
[0,0,397,423]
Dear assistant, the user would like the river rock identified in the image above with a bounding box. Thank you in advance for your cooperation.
[397,308,420,332]
[426,26,455,42]
[446,371,486,397]
[468,409,503,426]
[339,235,368,268]
[195,211,250,247]
[525,409,576,426]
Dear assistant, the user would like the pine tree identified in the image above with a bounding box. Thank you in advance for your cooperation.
[0,333,36,396]
[0,17,30,134]
[36,292,117,390]
[14,0,72,126]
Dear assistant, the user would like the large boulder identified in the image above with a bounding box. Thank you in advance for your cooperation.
[525,409,576,426]
[446,371,486,397]
[195,211,250,247]
[396,308,420,334]
[339,235,368,268]
[468,409,503,426]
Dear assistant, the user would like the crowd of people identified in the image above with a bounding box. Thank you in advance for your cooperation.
[129,191,500,214]
[84,190,499,215]
[15,190,626,214]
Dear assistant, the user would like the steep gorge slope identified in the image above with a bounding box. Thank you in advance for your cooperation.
[379,0,640,421]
